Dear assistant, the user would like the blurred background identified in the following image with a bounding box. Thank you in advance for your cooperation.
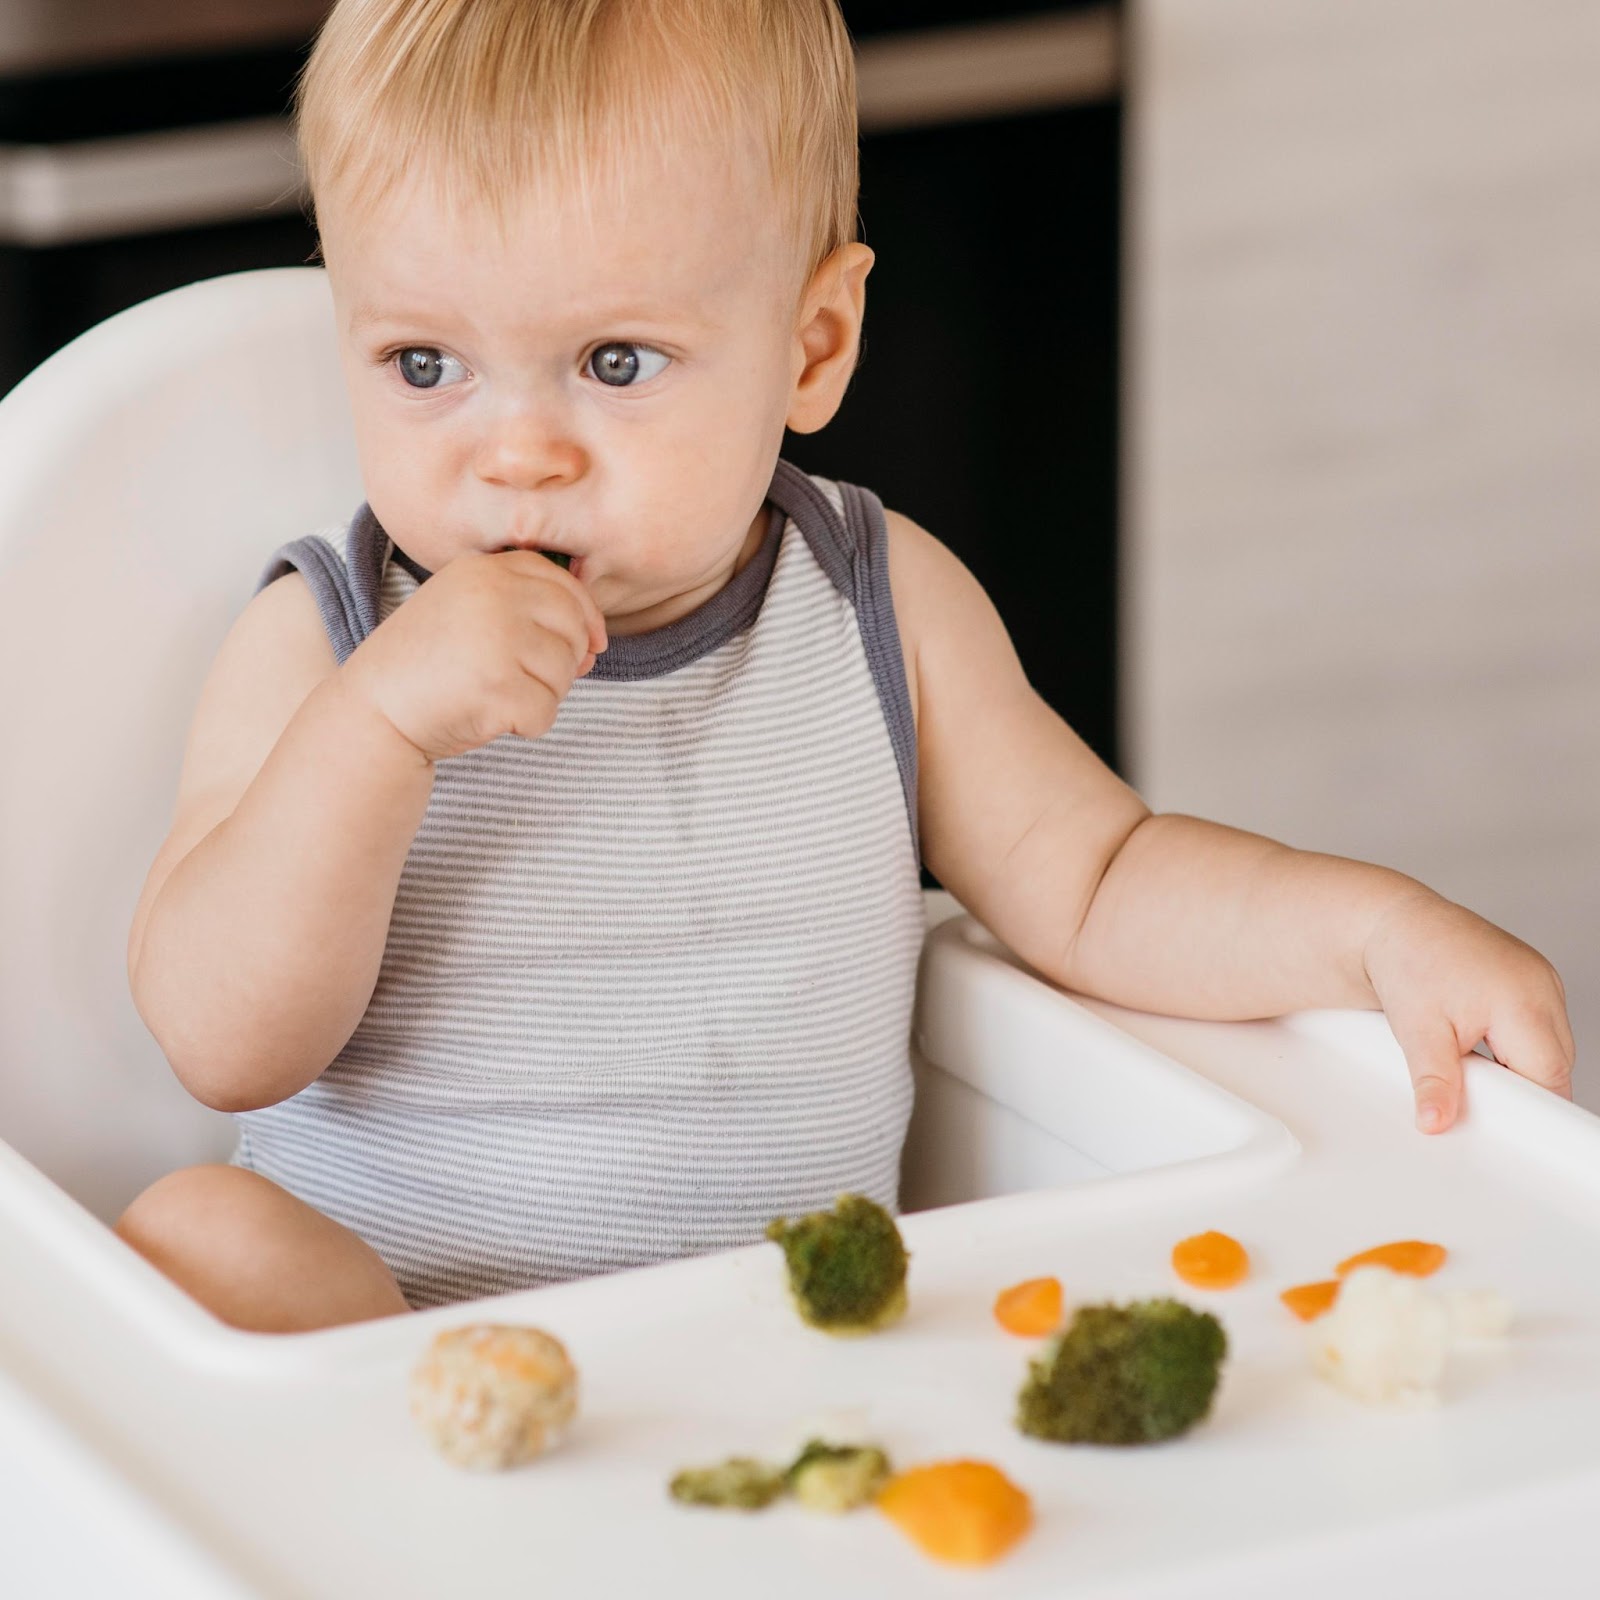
[0,2,1593,1104]
[1125,0,1599,1110]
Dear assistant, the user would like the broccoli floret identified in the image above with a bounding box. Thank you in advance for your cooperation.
[1015,1298,1227,1445]
[669,1457,788,1510]
[765,1194,909,1335]
[785,1440,892,1513]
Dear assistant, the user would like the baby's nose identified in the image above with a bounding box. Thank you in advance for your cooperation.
[472,412,587,490]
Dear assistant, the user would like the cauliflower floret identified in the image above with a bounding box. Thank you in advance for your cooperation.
[1310,1266,1450,1407]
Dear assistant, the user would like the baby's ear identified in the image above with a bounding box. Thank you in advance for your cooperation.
[786,243,875,435]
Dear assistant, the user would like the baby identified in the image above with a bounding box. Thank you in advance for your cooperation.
[118,0,1574,1334]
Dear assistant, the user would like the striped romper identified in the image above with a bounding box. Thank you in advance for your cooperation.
[232,458,925,1308]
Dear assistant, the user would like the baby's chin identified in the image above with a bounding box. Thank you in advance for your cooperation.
[596,564,741,636]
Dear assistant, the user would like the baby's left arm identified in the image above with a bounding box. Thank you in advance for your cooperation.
[884,509,1575,1133]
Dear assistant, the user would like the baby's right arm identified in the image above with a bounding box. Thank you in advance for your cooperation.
[129,549,605,1112]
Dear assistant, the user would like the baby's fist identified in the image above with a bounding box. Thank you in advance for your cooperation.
[342,550,607,762]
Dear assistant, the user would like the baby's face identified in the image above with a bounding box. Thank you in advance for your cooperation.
[319,136,826,635]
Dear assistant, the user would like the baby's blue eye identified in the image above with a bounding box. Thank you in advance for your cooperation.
[395,347,468,389]
[588,342,670,388]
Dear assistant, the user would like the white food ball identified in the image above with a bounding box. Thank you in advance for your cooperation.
[410,1324,578,1470]
[1310,1266,1450,1408]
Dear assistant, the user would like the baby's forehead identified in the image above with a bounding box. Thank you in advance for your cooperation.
[324,140,796,325]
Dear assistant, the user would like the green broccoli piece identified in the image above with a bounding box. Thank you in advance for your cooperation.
[765,1194,909,1335]
[1015,1298,1227,1445]
[785,1440,892,1513]
[669,1457,787,1510]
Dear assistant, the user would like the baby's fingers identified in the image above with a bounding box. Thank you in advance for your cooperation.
[1389,1016,1470,1135]
[1485,1006,1576,1102]
[543,559,608,656]
[499,550,608,655]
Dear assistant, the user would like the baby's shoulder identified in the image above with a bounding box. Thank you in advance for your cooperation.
[876,501,968,639]
[875,503,1025,742]
[193,567,340,764]
[233,565,337,673]
[136,562,339,910]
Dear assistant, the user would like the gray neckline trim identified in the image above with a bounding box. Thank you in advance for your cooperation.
[584,499,786,681]
[379,493,791,684]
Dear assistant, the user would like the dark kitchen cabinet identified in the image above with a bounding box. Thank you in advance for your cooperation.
[784,95,1121,785]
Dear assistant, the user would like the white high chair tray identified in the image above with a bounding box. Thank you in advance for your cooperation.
[3,910,1599,1599]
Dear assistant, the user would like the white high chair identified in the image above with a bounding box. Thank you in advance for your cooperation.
[0,269,363,1222]
[4,271,1600,1600]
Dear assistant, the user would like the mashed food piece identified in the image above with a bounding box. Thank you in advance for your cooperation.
[410,1324,578,1470]
[877,1460,1032,1566]
[1310,1267,1449,1407]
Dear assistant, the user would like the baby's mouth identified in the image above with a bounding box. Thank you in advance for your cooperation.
[496,543,583,579]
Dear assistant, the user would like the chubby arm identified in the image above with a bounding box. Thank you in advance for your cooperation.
[881,507,1375,1013]
[129,573,435,1112]
[885,509,1574,1129]
[130,544,604,1114]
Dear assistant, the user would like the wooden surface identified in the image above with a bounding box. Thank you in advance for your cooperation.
[1126,0,1600,1102]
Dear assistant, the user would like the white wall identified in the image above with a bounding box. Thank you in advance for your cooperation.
[1126,1,1600,1104]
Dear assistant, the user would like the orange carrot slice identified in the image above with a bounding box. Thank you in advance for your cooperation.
[877,1460,1033,1566]
[1335,1241,1447,1279]
[1280,1280,1341,1322]
[993,1276,1063,1337]
[1171,1230,1250,1289]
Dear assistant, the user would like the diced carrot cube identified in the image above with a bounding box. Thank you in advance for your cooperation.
[1280,1279,1341,1321]
[1171,1230,1250,1289]
[993,1276,1064,1337]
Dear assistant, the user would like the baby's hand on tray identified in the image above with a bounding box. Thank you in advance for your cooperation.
[340,550,608,762]
[1361,890,1575,1134]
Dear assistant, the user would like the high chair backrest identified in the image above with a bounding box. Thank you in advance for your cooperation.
[0,268,364,1221]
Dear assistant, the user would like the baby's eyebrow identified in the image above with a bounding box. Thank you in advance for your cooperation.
[348,299,717,337]
[568,300,717,329]
[348,302,463,335]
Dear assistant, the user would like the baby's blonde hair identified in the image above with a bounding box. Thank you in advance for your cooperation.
[296,0,860,297]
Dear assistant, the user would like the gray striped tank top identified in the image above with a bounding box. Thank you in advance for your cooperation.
[231,458,925,1308]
